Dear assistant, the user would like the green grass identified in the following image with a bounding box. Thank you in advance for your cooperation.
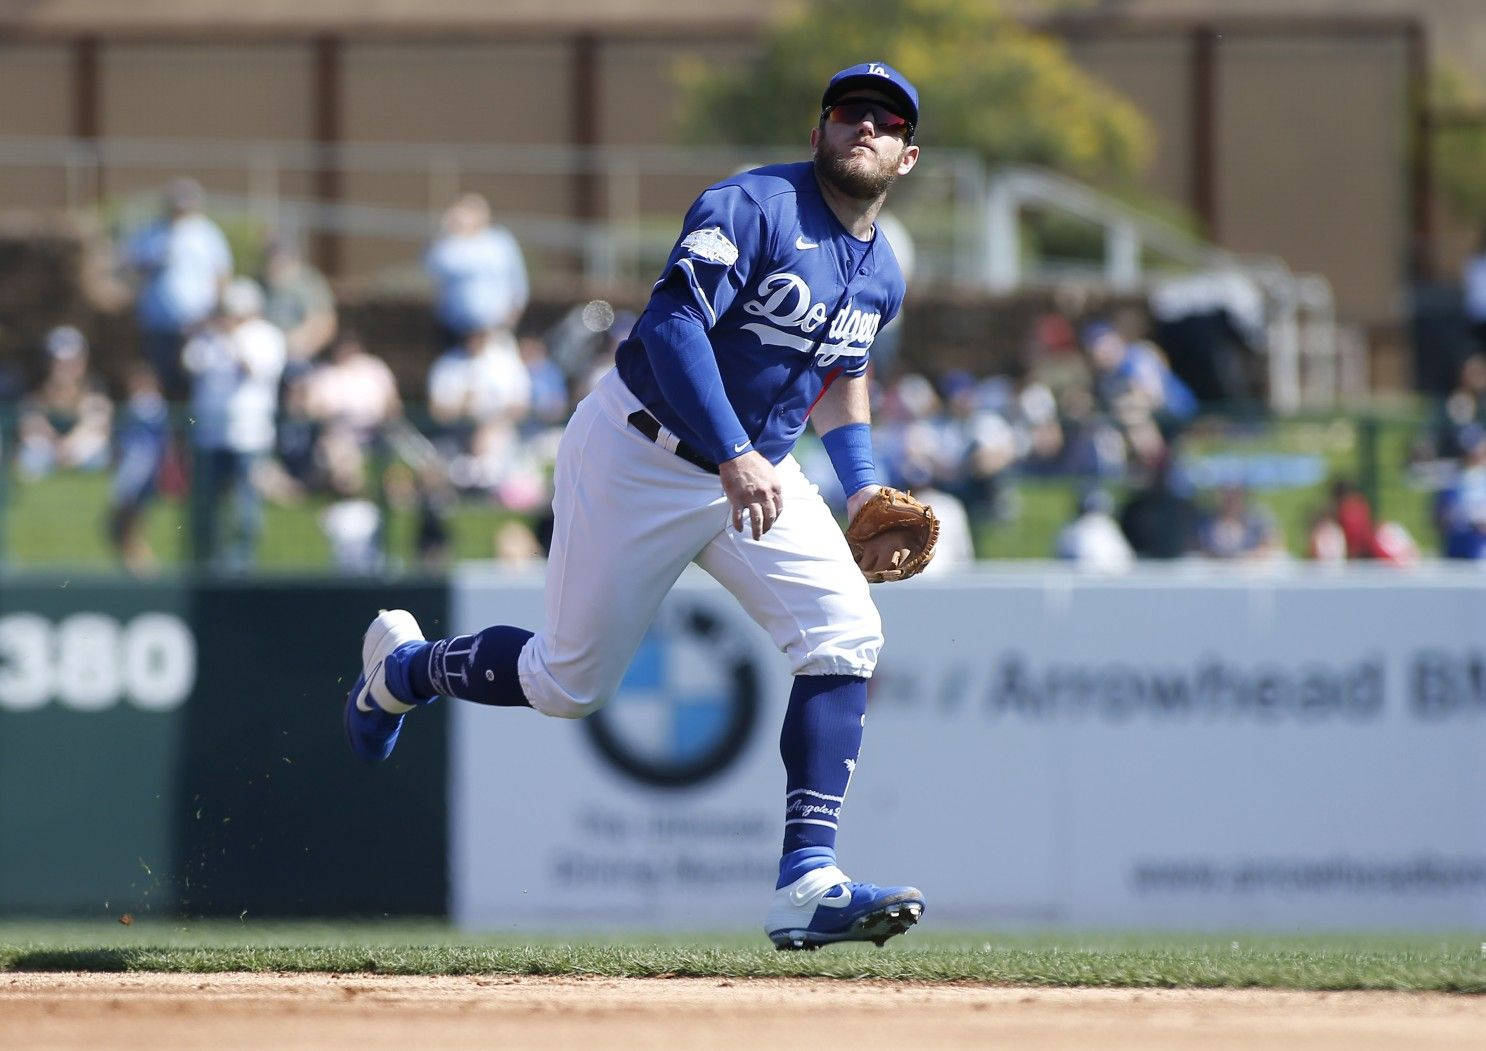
[0,921,1482,990]
[0,470,528,571]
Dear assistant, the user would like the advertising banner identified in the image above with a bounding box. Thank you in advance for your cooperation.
[176,580,450,916]
[0,577,450,916]
[450,568,1486,931]
[0,578,193,913]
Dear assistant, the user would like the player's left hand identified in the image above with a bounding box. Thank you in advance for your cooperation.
[847,488,912,575]
[845,484,883,523]
[719,450,783,540]
[853,527,918,577]
[844,485,939,582]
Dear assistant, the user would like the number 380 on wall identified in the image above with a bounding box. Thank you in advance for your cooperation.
[0,613,196,713]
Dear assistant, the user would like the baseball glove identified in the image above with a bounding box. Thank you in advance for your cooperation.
[845,487,939,583]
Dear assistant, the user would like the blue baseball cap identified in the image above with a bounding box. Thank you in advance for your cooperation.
[822,62,919,129]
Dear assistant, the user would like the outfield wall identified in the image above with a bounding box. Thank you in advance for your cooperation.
[3,567,1482,927]
[0,578,450,916]
[452,566,1486,931]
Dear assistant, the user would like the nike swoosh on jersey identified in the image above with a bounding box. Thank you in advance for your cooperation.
[733,441,749,453]
[795,236,819,250]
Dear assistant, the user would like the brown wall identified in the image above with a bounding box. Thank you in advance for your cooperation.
[0,43,73,211]
[337,40,576,278]
[1063,33,1196,212]
[0,19,1441,332]
[1216,35,1408,317]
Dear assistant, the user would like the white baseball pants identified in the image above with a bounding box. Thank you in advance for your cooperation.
[517,368,882,719]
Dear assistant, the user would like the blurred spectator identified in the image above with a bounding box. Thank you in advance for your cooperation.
[1055,487,1135,574]
[429,327,544,500]
[1328,479,1380,559]
[182,277,286,571]
[426,192,529,348]
[936,370,1016,521]
[878,372,940,428]
[1436,429,1486,560]
[431,325,530,425]
[1314,478,1419,565]
[1373,521,1421,565]
[301,331,402,444]
[1056,383,1127,479]
[1467,224,1486,356]
[262,234,337,367]
[1149,269,1263,406]
[518,336,571,429]
[263,235,338,486]
[1198,485,1283,562]
[1433,353,1486,460]
[995,361,1064,476]
[124,178,233,399]
[872,374,942,504]
[16,326,113,480]
[1083,320,1196,474]
[1118,452,1202,559]
[1085,321,1199,421]
[275,367,318,487]
[107,362,170,574]
[1306,509,1349,565]
[1024,309,1093,410]
[316,424,384,575]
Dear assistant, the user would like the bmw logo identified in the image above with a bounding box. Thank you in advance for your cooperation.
[584,599,761,788]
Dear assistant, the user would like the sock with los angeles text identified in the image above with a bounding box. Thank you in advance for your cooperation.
[777,673,867,888]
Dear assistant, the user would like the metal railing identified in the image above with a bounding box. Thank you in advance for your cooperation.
[982,165,1362,413]
[0,134,1356,413]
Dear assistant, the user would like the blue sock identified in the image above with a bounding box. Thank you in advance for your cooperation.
[778,846,838,890]
[778,673,868,882]
[395,626,534,708]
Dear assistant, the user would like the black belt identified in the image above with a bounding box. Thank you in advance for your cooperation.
[626,410,720,475]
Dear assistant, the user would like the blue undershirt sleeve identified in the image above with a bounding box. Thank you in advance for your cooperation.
[632,276,752,463]
[819,422,878,496]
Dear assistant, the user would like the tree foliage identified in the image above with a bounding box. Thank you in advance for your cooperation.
[1432,64,1486,226]
[676,0,1152,186]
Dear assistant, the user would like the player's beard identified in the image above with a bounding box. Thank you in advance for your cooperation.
[814,142,900,201]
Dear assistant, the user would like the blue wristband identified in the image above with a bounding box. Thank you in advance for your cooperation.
[820,422,877,496]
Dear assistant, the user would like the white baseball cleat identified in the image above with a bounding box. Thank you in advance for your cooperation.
[343,609,426,762]
[765,864,925,950]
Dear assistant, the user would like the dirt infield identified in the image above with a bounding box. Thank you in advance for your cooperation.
[3,973,1484,1050]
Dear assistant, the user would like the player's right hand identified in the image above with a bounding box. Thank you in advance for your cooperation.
[719,450,783,540]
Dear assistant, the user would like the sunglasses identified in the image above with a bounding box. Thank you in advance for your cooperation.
[822,99,913,137]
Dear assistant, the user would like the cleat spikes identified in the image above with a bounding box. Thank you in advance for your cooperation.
[772,932,820,952]
[765,874,925,950]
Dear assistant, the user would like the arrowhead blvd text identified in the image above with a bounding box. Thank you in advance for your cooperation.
[867,651,1486,723]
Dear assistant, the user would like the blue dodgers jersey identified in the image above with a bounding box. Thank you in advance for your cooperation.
[616,161,905,465]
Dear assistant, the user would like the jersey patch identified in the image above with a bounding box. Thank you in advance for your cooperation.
[680,226,739,266]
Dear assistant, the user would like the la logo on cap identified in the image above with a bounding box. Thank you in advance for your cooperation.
[868,63,887,75]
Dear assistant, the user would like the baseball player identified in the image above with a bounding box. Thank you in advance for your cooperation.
[345,62,937,950]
